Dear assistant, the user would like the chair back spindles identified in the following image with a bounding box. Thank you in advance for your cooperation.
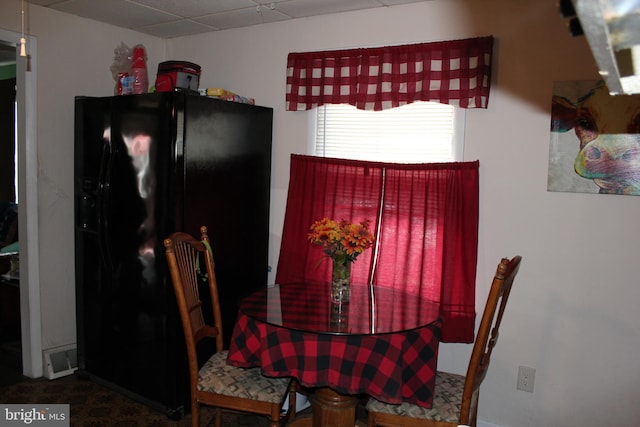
[164,226,295,427]
[164,228,224,363]
[460,256,521,426]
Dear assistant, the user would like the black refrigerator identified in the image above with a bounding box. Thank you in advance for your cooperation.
[74,92,272,417]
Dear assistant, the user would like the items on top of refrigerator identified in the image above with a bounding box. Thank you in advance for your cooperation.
[110,42,149,95]
[110,42,131,95]
[130,45,149,95]
[155,61,201,93]
[200,88,255,105]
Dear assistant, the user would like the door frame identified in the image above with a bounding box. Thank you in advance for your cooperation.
[0,28,42,378]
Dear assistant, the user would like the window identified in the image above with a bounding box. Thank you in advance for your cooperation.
[283,102,477,343]
[311,101,465,163]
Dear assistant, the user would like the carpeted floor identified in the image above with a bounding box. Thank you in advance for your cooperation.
[0,339,286,425]
[0,373,293,426]
[0,342,368,426]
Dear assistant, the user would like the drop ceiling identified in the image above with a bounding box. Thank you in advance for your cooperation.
[26,0,428,39]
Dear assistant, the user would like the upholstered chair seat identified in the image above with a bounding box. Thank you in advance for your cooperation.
[198,350,290,403]
[366,371,465,423]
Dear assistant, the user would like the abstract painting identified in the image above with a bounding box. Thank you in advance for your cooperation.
[548,80,640,196]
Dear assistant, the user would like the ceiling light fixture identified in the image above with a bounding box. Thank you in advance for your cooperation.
[256,2,276,13]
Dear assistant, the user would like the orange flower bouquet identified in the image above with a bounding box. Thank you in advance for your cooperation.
[308,218,375,264]
[308,218,375,303]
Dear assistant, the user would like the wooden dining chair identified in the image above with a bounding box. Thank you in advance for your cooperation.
[366,256,522,427]
[164,226,296,427]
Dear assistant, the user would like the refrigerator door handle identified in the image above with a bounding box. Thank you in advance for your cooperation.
[98,136,115,272]
[77,182,97,230]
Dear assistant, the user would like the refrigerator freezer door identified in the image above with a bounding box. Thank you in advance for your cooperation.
[75,93,187,415]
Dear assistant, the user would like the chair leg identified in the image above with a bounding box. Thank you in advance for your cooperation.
[191,401,199,427]
[288,380,298,422]
[270,404,280,427]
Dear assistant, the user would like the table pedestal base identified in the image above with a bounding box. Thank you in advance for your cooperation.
[287,387,363,427]
[312,387,358,427]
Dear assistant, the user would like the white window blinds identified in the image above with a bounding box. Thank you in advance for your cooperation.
[314,101,465,163]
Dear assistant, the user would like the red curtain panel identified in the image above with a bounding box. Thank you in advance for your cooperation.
[275,155,479,342]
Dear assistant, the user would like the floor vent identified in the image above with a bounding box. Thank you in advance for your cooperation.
[43,344,78,380]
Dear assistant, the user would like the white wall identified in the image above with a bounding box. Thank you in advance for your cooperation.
[1,0,639,425]
[168,1,640,426]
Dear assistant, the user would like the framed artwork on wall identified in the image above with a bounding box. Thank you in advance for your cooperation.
[548,80,640,196]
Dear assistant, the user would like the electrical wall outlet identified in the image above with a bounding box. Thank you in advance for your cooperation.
[517,365,535,392]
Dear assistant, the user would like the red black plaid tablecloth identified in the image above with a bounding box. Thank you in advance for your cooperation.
[227,283,442,408]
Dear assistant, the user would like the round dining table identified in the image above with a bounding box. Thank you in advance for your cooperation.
[226,282,441,427]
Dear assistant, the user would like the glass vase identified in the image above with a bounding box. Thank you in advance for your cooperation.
[331,259,351,304]
[330,300,349,332]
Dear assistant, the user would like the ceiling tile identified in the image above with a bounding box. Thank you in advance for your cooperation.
[25,0,66,5]
[276,0,382,18]
[138,19,217,38]
[194,7,291,30]
[378,0,427,5]
[130,0,256,18]
[52,0,179,29]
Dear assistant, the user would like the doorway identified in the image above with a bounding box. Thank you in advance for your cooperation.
[0,41,20,383]
[0,28,41,380]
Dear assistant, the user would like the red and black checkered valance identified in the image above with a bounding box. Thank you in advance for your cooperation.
[286,36,494,111]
